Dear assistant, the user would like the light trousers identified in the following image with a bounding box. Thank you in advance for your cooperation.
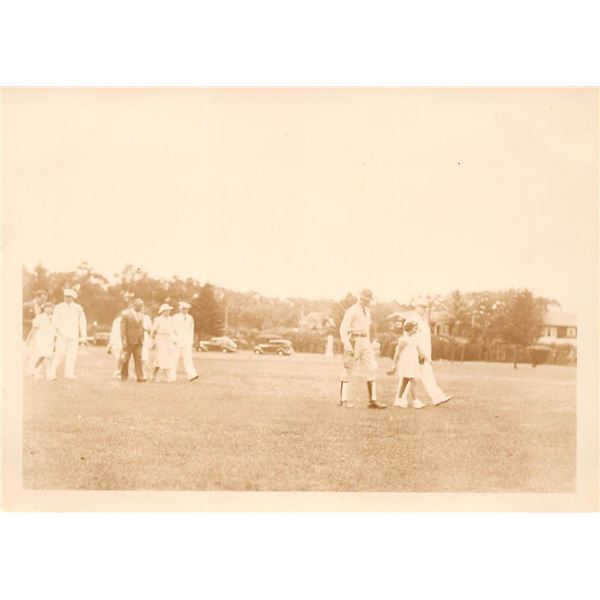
[398,360,446,403]
[49,338,79,379]
[171,346,198,381]
[340,337,378,381]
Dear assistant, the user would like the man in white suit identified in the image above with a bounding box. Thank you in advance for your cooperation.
[48,289,87,380]
[171,301,199,382]
[395,299,452,407]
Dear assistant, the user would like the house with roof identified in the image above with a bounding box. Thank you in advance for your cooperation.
[538,311,577,346]
[386,307,453,335]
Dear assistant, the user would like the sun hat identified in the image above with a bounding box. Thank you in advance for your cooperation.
[179,301,191,309]
[404,320,418,333]
[63,289,78,299]
[158,303,173,314]
[359,288,374,301]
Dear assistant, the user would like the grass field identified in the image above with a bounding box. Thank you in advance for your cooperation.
[22,347,576,492]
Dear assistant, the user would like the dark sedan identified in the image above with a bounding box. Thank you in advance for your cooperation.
[253,339,295,356]
[93,332,111,346]
[197,336,238,353]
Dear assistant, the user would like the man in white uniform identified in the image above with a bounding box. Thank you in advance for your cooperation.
[338,289,386,409]
[171,301,199,382]
[395,299,452,407]
[48,289,87,380]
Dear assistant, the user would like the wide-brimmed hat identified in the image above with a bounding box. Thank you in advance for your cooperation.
[158,303,173,313]
[35,289,48,297]
[63,289,78,299]
[359,288,374,301]
[179,301,191,309]
[404,320,418,333]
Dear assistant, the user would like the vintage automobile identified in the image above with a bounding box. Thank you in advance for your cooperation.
[92,332,111,346]
[197,336,238,353]
[253,338,295,356]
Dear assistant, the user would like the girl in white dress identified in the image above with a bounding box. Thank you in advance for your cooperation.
[387,321,427,408]
[151,304,175,382]
[26,303,56,379]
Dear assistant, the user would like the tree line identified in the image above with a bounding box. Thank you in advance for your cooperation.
[23,262,573,367]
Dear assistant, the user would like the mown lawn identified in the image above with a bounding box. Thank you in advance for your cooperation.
[22,347,576,492]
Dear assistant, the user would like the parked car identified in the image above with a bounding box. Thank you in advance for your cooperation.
[254,339,295,356]
[197,336,238,353]
[93,332,110,346]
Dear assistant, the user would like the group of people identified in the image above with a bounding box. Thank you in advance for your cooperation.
[109,299,199,383]
[23,289,200,383]
[24,289,87,380]
[338,289,452,409]
[24,287,453,409]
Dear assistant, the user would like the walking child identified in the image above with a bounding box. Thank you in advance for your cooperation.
[25,302,56,379]
[387,321,427,409]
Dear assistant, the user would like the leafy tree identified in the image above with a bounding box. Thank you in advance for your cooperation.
[498,289,545,368]
[436,290,474,337]
[328,293,357,337]
[23,262,52,300]
[191,283,224,339]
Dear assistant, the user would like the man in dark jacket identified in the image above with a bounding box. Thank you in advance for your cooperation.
[120,298,147,382]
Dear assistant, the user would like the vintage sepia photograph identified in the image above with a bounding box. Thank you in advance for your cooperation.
[2,87,598,510]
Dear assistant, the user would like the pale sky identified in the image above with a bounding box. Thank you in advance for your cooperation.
[4,88,597,310]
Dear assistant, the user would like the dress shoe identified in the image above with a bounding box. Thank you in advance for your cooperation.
[189,375,199,382]
[338,400,355,408]
[368,400,387,409]
[433,395,452,406]
[413,399,426,409]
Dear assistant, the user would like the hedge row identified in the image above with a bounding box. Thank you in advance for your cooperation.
[230,329,577,366]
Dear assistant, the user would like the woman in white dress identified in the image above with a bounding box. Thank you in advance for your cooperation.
[387,321,427,408]
[108,314,124,378]
[151,304,175,382]
[25,303,56,379]
[141,310,153,380]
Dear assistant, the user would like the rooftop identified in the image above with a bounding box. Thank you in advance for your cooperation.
[543,311,577,327]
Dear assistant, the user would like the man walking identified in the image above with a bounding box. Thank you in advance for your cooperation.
[120,298,147,382]
[171,301,199,382]
[48,289,87,380]
[338,289,386,409]
[395,299,452,407]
